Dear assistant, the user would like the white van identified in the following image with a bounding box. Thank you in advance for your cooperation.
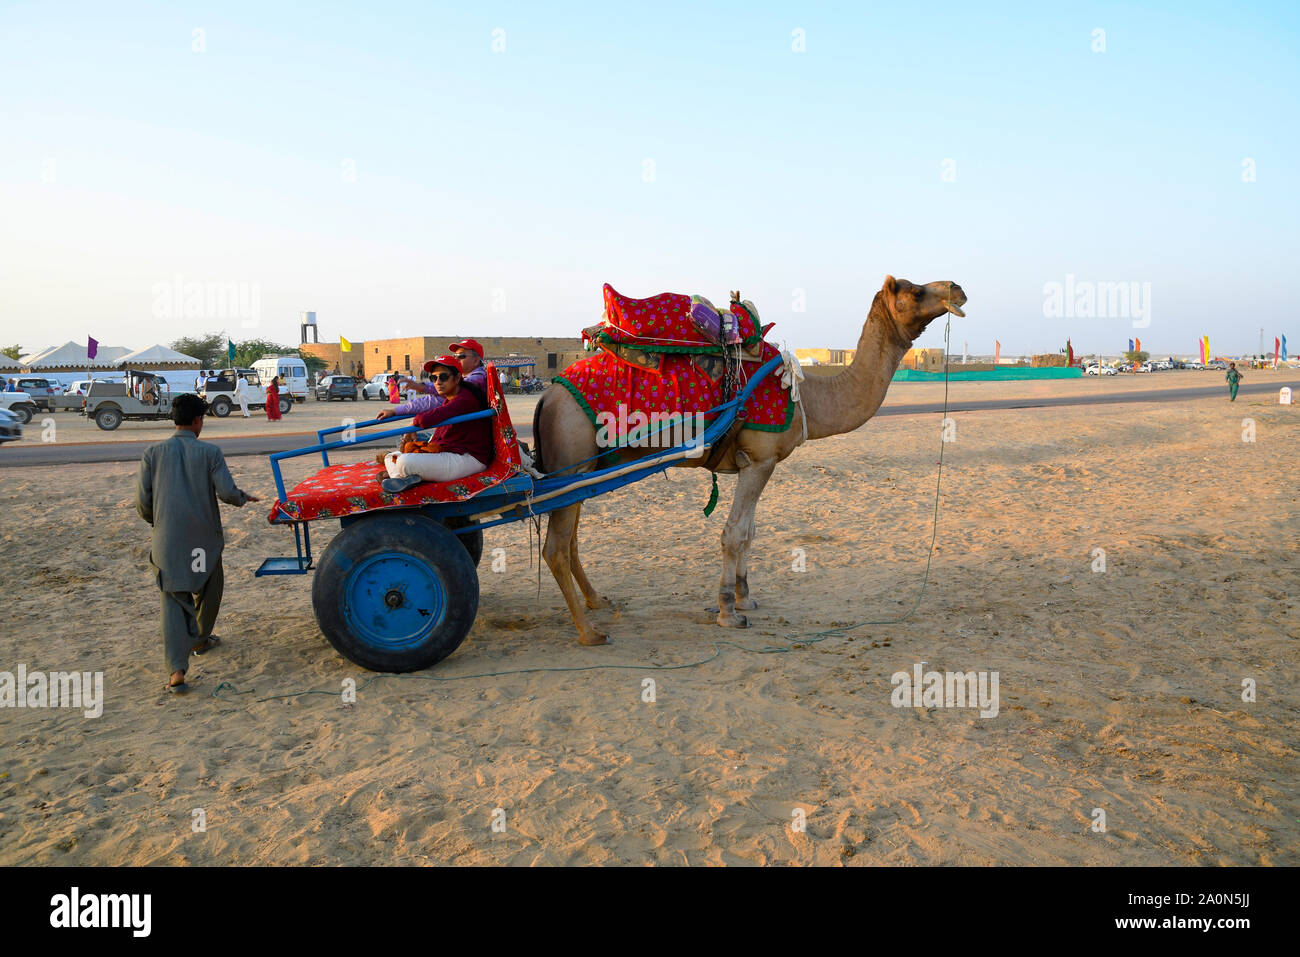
[252,355,310,403]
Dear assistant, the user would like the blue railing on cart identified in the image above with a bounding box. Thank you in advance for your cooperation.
[269,353,783,518]
[269,408,496,503]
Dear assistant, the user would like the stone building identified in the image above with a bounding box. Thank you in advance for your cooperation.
[302,335,588,380]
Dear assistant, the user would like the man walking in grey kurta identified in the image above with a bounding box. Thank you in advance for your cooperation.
[135,393,260,693]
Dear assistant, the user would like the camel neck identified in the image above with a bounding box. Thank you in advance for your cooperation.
[800,294,911,440]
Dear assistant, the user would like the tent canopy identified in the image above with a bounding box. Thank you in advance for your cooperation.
[115,344,202,366]
[21,341,125,369]
[0,356,22,371]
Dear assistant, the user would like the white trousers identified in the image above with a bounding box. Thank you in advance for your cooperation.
[384,451,486,482]
[237,395,249,416]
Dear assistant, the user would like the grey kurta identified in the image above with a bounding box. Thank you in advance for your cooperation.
[135,430,250,593]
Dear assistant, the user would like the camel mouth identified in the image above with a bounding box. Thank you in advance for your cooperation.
[944,300,966,318]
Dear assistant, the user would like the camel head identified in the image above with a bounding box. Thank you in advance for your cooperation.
[877,275,967,343]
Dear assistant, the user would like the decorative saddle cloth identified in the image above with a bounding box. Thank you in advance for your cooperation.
[267,364,523,523]
[557,284,793,445]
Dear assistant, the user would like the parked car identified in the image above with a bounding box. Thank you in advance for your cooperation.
[83,371,173,430]
[13,377,55,411]
[1084,364,1117,376]
[0,407,24,442]
[316,375,359,401]
[201,368,291,417]
[1136,362,1153,373]
[0,391,38,424]
[361,373,396,400]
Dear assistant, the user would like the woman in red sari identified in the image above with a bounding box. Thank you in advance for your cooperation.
[266,376,282,421]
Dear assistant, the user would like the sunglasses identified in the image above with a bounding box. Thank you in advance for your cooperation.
[432,371,457,382]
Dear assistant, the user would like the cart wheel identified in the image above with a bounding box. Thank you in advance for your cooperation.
[211,397,231,418]
[312,512,478,672]
[442,516,484,567]
[94,407,122,430]
[279,396,292,415]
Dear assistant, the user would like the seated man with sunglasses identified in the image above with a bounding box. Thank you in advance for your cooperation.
[379,355,494,493]
[378,339,487,422]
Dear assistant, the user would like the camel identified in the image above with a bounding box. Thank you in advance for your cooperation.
[531,275,967,645]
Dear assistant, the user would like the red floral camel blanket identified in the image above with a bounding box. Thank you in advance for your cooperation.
[555,284,793,448]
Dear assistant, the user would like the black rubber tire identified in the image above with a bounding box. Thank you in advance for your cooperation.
[439,515,484,567]
[94,407,121,431]
[279,396,292,415]
[10,404,33,425]
[312,512,479,672]
[362,391,369,400]
[211,397,231,418]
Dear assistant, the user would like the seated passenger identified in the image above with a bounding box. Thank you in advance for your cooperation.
[381,339,487,420]
[380,355,494,492]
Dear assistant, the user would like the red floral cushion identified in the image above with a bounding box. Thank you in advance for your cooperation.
[268,363,522,523]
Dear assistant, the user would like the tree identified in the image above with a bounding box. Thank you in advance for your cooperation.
[230,338,296,370]
[169,332,227,367]
[1,345,21,361]
[1123,349,1149,365]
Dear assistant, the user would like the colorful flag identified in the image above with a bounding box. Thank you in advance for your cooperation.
[1135,337,1141,353]
[1128,339,1134,353]
[1275,337,1281,366]
[994,340,1001,363]
[1066,339,1074,365]
[340,336,353,352]
[1283,335,1288,361]
[1200,336,1209,364]
[227,339,236,363]
[87,336,98,360]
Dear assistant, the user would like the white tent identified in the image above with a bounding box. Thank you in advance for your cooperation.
[21,341,124,369]
[115,344,202,367]
[0,356,22,371]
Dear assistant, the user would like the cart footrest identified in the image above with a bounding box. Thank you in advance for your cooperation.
[255,556,312,576]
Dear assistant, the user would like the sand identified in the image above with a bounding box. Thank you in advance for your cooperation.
[0,384,1296,865]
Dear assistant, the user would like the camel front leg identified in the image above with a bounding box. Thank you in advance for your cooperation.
[716,457,776,628]
[543,503,609,645]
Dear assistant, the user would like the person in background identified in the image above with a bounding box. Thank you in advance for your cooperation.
[5,379,15,392]
[234,372,251,417]
[135,393,260,694]
[1226,362,1243,401]
[195,370,207,393]
[266,375,282,421]
[388,373,400,404]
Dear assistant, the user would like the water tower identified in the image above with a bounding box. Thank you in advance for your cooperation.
[300,311,318,344]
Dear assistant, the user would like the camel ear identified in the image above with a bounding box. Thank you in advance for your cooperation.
[883,275,897,295]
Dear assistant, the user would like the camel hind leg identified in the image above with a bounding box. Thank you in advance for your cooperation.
[568,503,611,609]
[543,502,609,645]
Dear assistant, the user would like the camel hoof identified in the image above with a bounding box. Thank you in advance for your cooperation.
[716,612,749,629]
[735,597,758,611]
[586,595,612,610]
[578,632,610,646]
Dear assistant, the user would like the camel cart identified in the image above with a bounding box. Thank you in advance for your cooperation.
[257,356,783,672]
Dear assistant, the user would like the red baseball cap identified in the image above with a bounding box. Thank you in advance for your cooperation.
[449,338,483,357]
[425,354,463,376]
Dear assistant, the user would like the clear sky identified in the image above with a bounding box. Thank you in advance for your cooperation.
[1,1,1296,357]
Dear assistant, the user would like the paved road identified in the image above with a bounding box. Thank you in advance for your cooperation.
[2,378,1293,468]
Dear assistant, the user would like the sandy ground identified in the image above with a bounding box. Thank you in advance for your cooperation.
[0,384,1295,865]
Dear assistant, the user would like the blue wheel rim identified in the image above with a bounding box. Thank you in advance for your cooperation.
[342,551,446,651]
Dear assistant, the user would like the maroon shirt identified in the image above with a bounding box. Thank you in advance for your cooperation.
[412,386,494,465]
